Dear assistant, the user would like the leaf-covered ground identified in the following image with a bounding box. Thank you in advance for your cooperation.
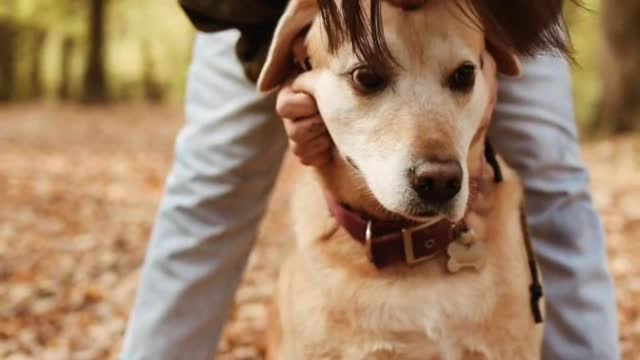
[1,105,638,359]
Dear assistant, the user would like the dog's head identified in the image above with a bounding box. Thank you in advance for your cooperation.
[259,0,567,222]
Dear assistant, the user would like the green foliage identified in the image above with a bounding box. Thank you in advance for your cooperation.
[105,0,195,102]
[2,0,194,103]
[566,0,602,132]
[1,0,607,128]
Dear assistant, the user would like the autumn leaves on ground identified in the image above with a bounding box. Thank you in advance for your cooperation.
[1,105,639,359]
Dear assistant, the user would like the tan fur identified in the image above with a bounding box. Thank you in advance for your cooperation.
[259,1,541,359]
[269,157,542,360]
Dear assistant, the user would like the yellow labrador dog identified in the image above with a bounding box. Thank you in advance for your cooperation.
[256,0,559,358]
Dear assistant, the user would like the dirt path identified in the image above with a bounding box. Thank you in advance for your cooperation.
[0,105,638,359]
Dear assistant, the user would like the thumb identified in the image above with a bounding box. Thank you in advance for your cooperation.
[290,70,319,96]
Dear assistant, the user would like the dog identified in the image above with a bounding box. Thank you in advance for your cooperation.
[256,0,549,358]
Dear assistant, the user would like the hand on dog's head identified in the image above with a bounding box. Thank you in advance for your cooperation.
[258,0,565,223]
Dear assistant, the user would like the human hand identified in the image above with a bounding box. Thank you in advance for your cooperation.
[276,84,333,167]
[275,35,332,167]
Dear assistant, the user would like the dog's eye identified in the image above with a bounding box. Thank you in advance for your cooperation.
[351,66,387,93]
[448,63,476,93]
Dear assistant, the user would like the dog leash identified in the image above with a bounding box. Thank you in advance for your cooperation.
[520,204,545,324]
[484,138,544,324]
[484,139,502,183]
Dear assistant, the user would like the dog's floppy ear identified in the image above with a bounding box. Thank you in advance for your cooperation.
[257,0,318,92]
[487,40,522,77]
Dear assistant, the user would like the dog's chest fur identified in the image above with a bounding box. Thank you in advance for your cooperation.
[271,163,542,360]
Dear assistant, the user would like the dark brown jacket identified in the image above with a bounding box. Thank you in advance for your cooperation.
[179,0,288,81]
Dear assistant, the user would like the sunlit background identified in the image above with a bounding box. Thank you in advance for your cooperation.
[0,0,194,103]
[0,0,604,128]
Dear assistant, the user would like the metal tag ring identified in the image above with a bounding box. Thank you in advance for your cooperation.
[365,220,374,261]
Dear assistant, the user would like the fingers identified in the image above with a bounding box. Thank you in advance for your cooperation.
[276,80,333,167]
[283,115,327,144]
[277,83,329,148]
[290,133,332,157]
[276,87,318,119]
[298,151,332,167]
[289,133,333,166]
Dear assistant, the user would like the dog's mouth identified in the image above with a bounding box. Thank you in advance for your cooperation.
[344,155,360,172]
[406,195,461,219]
[367,193,452,225]
[399,206,450,224]
[406,209,439,219]
[341,152,460,223]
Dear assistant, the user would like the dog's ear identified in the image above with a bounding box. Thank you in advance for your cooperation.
[487,40,522,77]
[257,0,318,92]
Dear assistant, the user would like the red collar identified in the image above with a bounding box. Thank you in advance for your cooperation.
[324,188,476,268]
[323,142,498,268]
[322,143,546,324]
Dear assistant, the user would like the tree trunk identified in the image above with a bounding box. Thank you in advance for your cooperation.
[0,21,16,102]
[58,36,75,100]
[83,0,108,103]
[29,29,46,99]
[599,0,640,133]
[141,41,165,103]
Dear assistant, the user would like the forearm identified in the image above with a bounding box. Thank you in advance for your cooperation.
[178,0,286,30]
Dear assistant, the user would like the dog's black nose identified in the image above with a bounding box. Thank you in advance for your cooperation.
[411,160,462,204]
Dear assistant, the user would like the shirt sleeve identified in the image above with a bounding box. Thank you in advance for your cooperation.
[178,0,287,32]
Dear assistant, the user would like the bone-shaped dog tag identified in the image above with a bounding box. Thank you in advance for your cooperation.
[446,237,486,273]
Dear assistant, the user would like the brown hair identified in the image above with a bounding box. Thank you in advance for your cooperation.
[317,0,574,72]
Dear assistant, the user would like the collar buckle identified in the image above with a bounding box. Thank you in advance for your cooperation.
[401,221,441,265]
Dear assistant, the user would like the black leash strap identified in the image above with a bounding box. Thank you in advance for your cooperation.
[520,204,545,324]
[484,138,503,183]
[485,138,544,324]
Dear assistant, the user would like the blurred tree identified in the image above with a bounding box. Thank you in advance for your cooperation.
[0,0,17,102]
[141,40,166,103]
[29,29,46,98]
[2,0,193,103]
[58,36,76,100]
[600,0,640,133]
[83,0,108,102]
[0,20,16,102]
